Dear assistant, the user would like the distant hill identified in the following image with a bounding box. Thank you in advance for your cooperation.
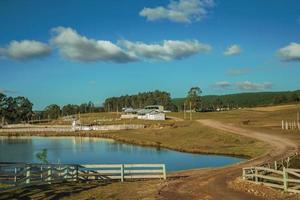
[172,90,300,110]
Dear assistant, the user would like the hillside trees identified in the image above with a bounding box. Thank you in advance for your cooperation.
[103,90,178,112]
[43,104,61,119]
[0,93,33,124]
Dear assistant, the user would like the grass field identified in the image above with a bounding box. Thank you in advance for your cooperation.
[169,104,300,140]
[96,120,267,158]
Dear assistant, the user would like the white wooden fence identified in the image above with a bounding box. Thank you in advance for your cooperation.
[243,166,300,194]
[0,124,145,133]
[79,164,166,182]
[0,163,166,191]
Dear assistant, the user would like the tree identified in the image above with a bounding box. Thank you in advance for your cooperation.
[14,96,33,122]
[43,104,61,119]
[36,149,49,164]
[290,93,300,102]
[0,93,7,125]
[186,87,202,111]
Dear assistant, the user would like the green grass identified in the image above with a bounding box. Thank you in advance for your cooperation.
[95,120,267,158]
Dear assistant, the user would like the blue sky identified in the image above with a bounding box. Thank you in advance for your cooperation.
[0,0,300,110]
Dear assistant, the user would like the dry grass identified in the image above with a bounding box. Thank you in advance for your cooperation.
[169,104,300,144]
[92,120,267,158]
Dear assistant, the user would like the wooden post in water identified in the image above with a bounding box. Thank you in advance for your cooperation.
[282,120,284,130]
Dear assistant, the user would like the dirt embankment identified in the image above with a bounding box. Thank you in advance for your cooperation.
[157,119,299,200]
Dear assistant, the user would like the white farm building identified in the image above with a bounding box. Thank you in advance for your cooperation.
[121,105,166,120]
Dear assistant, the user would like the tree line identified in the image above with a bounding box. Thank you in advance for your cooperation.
[173,90,300,110]
[103,90,178,112]
[36,101,103,120]
[0,93,33,124]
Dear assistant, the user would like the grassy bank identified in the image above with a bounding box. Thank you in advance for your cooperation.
[0,120,267,158]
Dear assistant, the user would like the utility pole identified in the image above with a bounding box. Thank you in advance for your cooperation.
[184,102,186,120]
[189,101,192,121]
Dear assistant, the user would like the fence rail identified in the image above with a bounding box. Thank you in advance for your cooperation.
[243,166,300,194]
[0,163,166,192]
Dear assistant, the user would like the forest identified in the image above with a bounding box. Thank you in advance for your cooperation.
[103,90,178,112]
[173,90,300,111]
[0,93,33,124]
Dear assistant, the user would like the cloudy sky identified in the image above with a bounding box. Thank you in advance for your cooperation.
[1,0,300,109]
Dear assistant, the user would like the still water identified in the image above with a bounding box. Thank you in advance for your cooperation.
[0,136,244,172]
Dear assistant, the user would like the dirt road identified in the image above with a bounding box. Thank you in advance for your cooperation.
[157,119,299,200]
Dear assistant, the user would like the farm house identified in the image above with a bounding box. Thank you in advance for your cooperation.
[137,109,166,120]
[121,105,166,120]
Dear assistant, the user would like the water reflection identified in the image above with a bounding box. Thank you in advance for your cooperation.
[0,136,244,171]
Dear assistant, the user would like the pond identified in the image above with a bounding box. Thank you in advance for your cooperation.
[0,136,244,172]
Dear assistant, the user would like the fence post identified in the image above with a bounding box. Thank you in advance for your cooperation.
[14,167,17,184]
[242,168,245,180]
[274,161,277,170]
[254,168,258,182]
[47,166,52,184]
[40,166,43,181]
[76,165,79,182]
[25,166,31,184]
[162,164,167,180]
[64,167,68,180]
[283,167,288,191]
[121,164,124,182]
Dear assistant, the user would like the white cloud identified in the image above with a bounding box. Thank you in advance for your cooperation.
[214,81,273,91]
[0,40,51,60]
[223,44,242,56]
[214,81,232,89]
[227,67,250,76]
[236,81,272,91]
[278,42,300,61]
[139,0,215,23]
[119,39,211,61]
[0,88,17,94]
[51,27,137,63]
